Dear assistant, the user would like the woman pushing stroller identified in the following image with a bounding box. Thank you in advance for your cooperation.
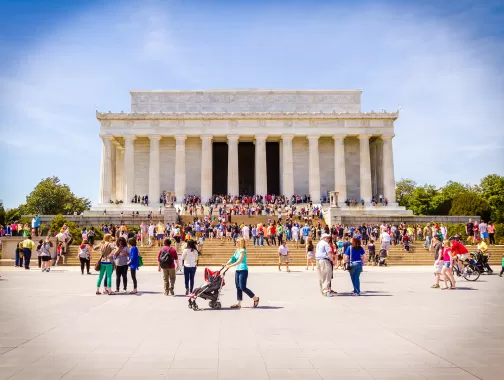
[223,237,260,309]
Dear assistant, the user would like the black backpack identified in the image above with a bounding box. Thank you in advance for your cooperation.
[159,247,174,269]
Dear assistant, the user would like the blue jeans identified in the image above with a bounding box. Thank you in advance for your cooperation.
[22,248,32,269]
[349,263,363,294]
[184,266,196,292]
[286,230,291,241]
[424,236,432,248]
[258,236,264,246]
[253,236,257,246]
[235,270,255,301]
[15,250,23,267]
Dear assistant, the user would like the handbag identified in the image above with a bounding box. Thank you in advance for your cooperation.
[138,255,144,267]
[343,247,352,271]
[94,258,102,272]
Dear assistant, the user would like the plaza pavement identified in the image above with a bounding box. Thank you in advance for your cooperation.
[0,265,502,380]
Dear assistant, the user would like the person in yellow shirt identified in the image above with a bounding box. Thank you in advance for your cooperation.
[22,235,36,270]
[477,240,493,274]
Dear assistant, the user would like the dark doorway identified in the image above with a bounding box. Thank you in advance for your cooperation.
[238,142,255,195]
[266,142,280,194]
[212,142,228,195]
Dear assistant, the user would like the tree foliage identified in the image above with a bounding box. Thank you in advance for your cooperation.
[477,174,504,222]
[4,205,26,224]
[449,193,492,221]
[0,200,5,226]
[395,175,504,221]
[24,177,91,215]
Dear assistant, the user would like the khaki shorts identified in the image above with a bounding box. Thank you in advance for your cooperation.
[279,255,289,263]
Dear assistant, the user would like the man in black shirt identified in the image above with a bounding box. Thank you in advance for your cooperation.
[431,235,443,289]
[465,218,474,245]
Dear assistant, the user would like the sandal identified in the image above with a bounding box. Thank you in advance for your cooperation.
[130,290,138,294]
[230,304,241,309]
[253,297,260,308]
[96,291,101,295]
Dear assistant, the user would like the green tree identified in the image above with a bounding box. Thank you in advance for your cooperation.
[4,205,26,223]
[449,192,492,221]
[408,185,437,215]
[430,181,471,215]
[395,179,417,209]
[477,174,504,222]
[0,200,5,226]
[24,177,91,215]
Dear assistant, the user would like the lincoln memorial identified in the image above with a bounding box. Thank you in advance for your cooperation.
[95,89,404,211]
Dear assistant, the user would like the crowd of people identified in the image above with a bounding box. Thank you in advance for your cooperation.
[4,213,501,305]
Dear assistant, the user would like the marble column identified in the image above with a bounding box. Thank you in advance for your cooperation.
[333,135,347,206]
[370,141,377,197]
[99,136,113,204]
[174,135,186,202]
[359,134,372,204]
[111,144,116,201]
[282,135,294,199]
[381,135,397,204]
[227,135,239,196]
[148,135,161,205]
[115,146,124,201]
[200,135,213,202]
[375,139,384,198]
[308,135,321,203]
[255,135,267,196]
[123,135,136,204]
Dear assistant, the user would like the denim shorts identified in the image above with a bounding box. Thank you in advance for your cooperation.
[443,262,451,268]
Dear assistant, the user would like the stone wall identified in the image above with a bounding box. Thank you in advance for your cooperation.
[344,137,360,200]
[319,137,334,198]
[292,137,309,195]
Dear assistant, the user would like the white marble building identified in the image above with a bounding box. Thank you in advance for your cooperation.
[96,89,401,209]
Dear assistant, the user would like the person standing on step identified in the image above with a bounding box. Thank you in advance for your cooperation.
[158,238,180,296]
[306,237,315,270]
[278,240,290,272]
[224,238,260,309]
[39,237,53,272]
[128,237,139,294]
[291,223,300,248]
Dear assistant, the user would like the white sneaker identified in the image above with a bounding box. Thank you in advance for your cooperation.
[325,292,333,297]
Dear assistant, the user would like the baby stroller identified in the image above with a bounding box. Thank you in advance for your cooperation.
[470,250,493,275]
[188,266,228,311]
[377,249,388,266]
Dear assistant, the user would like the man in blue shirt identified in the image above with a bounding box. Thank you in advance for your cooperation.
[302,224,310,245]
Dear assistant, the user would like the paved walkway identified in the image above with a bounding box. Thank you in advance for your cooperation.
[0,266,502,379]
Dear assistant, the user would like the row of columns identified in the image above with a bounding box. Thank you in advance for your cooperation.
[99,134,397,206]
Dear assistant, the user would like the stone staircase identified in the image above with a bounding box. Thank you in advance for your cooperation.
[59,240,503,267]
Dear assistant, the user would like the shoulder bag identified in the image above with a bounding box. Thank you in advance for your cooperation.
[94,244,106,272]
[344,247,352,271]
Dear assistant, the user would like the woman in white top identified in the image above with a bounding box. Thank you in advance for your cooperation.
[182,239,199,295]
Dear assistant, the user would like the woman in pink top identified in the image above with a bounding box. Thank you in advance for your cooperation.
[488,222,495,245]
[436,240,456,290]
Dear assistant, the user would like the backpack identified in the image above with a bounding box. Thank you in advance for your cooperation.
[159,247,175,269]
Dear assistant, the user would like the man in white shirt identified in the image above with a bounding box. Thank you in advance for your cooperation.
[278,241,290,272]
[148,222,156,246]
[242,225,250,240]
[291,225,300,248]
[380,230,391,252]
[315,233,334,297]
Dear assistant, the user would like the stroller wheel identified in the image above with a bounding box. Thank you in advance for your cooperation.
[209,301,216,309]
[215,302,221,310]
[188,300,193,309]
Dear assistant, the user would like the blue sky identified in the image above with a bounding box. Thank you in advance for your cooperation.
[0,0,503,208]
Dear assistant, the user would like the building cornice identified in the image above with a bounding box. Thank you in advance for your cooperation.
[96,111,399,121]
